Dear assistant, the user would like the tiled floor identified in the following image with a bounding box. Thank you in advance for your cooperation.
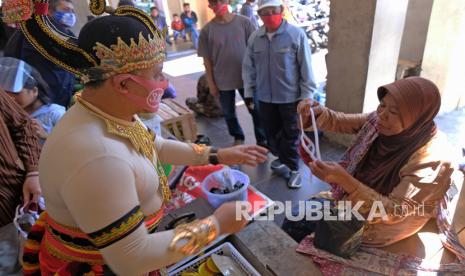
[166,51,465,257]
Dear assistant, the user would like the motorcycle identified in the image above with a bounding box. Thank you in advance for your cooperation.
[286,0,330,53]
[306,18,329,53]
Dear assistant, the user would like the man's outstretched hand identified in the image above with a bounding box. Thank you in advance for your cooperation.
[217,145,268,167]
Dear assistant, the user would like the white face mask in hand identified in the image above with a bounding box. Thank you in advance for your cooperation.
[299,107,321,162]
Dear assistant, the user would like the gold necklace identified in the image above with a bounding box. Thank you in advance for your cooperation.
[76,96,171,203]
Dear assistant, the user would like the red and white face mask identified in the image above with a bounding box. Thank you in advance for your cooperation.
[114,74,168,113]
[208,2,228,16]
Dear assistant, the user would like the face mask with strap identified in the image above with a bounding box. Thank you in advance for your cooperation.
[299,107,321,162]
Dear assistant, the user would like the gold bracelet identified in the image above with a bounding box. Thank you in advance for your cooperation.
[169,217,218,255]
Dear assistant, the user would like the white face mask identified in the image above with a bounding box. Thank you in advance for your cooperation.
[54,11,77,28]
[299,109,321,161]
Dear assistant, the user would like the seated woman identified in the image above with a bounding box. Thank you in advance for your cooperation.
[283,77,465,273]
[0,57,65,143]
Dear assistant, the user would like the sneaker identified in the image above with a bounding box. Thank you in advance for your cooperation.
[270,158,285,170]
[270,159,291,178]
[287,171,302,189]
[233,139,245,146]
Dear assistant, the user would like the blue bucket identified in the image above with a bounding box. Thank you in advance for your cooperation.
[201,168,249,209]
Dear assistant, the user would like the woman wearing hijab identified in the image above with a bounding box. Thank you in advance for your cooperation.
[283,77,465,274]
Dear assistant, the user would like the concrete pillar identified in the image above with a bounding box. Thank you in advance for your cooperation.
[325,0,408,145]
[162,0,182,26]
[398,0,434,64]
[72,0,91,35]
[421,0,465,113]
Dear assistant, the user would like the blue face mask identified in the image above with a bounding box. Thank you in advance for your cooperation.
[53,11,76,28]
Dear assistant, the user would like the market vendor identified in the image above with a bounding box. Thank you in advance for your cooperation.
[3,1,268,275]
[283,77,465,274]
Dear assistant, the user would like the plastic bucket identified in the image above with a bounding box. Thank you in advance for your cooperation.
[201,169,249,209]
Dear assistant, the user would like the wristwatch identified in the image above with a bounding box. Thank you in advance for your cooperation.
[208,146,219,165]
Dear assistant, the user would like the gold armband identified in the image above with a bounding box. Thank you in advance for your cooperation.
[169,216,218,255]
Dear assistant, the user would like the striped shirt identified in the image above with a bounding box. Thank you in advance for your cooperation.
[0,91,40,226]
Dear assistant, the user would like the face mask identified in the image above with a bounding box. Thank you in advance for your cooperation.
[53,11,77,28]
[298,111,321,164]
[208,3,228,16]
[114,74,168,113]
[261,14,283,30]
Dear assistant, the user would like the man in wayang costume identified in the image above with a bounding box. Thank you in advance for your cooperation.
[3,1,267,274]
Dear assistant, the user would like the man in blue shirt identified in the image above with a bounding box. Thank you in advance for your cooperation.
[240,0,259,29]
[243,0,317,188]
[181,3,199,49]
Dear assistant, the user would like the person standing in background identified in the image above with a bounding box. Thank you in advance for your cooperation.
[181,3,199,49]
[243,0,317,188]
[199,0,267,147]
[241,0,259,29]
[150,6,172,45]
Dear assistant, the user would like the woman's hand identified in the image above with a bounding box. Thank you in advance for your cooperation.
[309,160,356,192]
[416,162,454,202]
[297,98,322,129]
[23,174,41,206]
[217,145,268,167]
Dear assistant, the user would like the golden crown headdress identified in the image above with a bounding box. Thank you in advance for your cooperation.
[82,32,166,84]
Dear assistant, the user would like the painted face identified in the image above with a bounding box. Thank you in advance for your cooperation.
[376,93,405,136]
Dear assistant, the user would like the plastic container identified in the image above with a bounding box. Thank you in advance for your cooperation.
[168,242,260,276]
[201,168,249,209]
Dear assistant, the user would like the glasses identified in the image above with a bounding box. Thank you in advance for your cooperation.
[258,7,281,16]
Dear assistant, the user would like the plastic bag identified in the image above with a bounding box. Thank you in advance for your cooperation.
[313,208,365,259]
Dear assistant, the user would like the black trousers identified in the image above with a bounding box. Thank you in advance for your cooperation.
[259,101,299,171]
[219,89,266,143]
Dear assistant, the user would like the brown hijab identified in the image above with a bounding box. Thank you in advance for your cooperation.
[353,77,441,196]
